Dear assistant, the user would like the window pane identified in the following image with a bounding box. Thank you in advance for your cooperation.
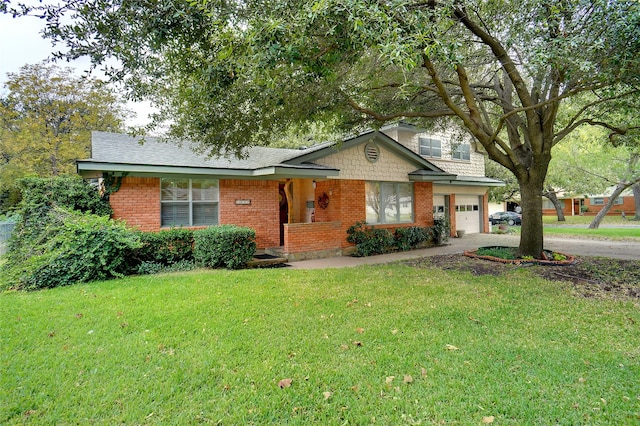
[161,179,189,201]
[161,203,189,227]
[365,182,380,223]
[192,179,219,202]
[453,144,470,161]
[419,137,441,158]
[397,183,413,222]
[193,203,218,226]
[381,183,397,223]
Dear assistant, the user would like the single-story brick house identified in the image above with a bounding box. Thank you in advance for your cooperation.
[542,188,636,218]
[77,127,503,260]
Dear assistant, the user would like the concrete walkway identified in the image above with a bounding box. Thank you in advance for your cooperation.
[286,233,640,269]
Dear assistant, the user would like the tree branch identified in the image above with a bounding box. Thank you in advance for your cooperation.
[345,99,456,121]
[554,88,640,144]
[453,6,537,126]
[554,118,631,146]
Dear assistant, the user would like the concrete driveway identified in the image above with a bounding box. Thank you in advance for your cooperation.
[287,233,640,269]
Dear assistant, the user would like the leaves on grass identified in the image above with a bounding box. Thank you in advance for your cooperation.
[385,376,395,384]
[403,375,413,384]
[278,378,292,388]
[445,344,459,351]
[482,415,495,423]
[356,327,365,334]
[75,313,83,319]
[352,341,363,347]
[323,391,332,400]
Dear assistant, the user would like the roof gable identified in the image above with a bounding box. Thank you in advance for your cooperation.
[284,130,446,173]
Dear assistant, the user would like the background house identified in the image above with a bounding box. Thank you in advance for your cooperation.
[541,187,636,218]
[77,124,502,260]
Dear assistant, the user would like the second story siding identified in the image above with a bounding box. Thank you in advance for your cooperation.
[382,126,486,177]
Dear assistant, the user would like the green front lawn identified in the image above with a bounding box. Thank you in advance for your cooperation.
[543,215,635,226]
[2,266,639,424]
[544,226,640,239]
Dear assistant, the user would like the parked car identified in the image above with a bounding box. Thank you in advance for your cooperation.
[490,211,522,226]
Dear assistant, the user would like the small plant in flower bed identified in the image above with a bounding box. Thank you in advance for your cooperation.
[394,226,431,251]
[347,221,445,257]
[476,246,518,260]
[346,221,395,257]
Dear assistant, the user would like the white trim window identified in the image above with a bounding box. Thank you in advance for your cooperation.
[366,182,414,224]
[452,143,471,161]
[161,178,219,227]
[590,197,604,205]
[419,137,441,158]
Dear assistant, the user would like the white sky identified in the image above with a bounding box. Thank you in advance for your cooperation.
[0,12,154,127]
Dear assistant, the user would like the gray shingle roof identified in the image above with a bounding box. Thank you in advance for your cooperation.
[78,132,340,178]
[77,130,499,186]
[88,131,312,169]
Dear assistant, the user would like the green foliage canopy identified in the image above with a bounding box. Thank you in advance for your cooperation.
[0,63,127,208]
[7,0,639,256]
[1,176,135,291]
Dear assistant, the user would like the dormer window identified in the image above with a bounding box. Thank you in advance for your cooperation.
[419,137,441,158]
[452,143,471,161]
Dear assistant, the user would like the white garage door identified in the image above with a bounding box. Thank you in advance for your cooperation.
[455,195,481,233]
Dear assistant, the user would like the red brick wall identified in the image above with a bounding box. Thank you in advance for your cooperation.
[414,182,434,227]
[482,193,490,232]
[109,177,161,231]
[109,176,281,248]
[584,196,636,216]
[542,199,573,216]
[110,176,439,253]
[314,179,435,248]
[219,179,280,248]
[314,180,365,248]
[284,221,342,253]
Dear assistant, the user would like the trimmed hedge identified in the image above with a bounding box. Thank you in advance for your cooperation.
[133,228,195,266]
[193,225,256,269]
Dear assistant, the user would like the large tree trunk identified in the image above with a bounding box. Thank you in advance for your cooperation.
[588,183,629,229]
[633,182,640,220]
[543,189,565,221]
[518,179,545,257]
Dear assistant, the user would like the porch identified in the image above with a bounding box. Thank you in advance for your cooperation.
[266,221,344,261]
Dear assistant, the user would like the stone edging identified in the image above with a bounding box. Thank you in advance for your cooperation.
[463,249,577,266]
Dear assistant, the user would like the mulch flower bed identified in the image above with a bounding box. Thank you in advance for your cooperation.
[464,246,576,266]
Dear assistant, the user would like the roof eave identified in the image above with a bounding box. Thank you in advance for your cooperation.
[430,176,506,187]
[76,161,339,179]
